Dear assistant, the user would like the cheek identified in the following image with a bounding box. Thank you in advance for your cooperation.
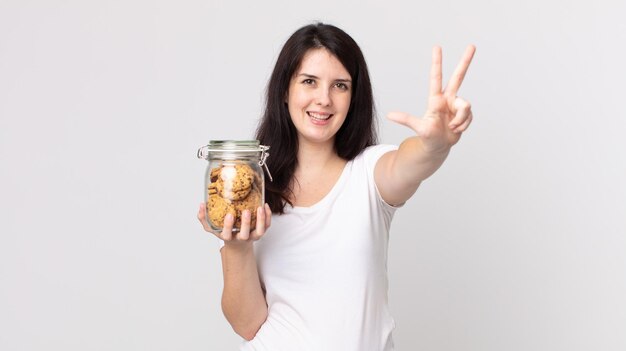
[287,94,301,113]
[287,94,306,124]
[339,94,352,114]
[287,89,307,109]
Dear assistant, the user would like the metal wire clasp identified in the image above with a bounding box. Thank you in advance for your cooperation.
[259,145,273,182]
[197,145,209,160]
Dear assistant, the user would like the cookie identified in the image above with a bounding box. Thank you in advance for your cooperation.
[216,181,249,200]
[210,167,221,183]
[220,164,254,189]
[232,187,262,228]
[207,194,236,229]
[216,164,254,200]
[208,182,218,195]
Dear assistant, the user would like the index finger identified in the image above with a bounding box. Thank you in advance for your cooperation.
[443,45,476,96]
[429,46,443,97]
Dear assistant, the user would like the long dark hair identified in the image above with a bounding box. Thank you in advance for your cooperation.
[256,22,378,213]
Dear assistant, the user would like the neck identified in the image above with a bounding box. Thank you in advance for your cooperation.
[296,138,342,171]
[289,138,347,205]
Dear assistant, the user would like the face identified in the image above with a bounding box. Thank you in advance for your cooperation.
[286,48,352,147]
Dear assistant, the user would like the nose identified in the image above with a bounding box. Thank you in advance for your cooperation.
[315,87,332,107]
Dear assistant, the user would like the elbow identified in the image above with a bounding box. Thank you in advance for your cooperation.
[222,302,267,341]
[233,317,266,341]
[238,326,260,341]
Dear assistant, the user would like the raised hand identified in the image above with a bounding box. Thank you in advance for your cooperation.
[387,45,476,154]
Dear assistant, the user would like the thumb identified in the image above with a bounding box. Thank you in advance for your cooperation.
[386,111,427,136]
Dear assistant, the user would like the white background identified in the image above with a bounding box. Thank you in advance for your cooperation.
[1,1,625,350]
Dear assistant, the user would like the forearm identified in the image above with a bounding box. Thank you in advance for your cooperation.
[376,136,450,206]
[394,136,450,186]
[220,243,268,341]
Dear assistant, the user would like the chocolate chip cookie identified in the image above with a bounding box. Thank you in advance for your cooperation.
[207,194,236,229]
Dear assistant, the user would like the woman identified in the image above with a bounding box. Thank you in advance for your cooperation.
[198,22,475,350]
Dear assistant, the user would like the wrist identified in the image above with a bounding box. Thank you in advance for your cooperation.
[223,239,254,253]
[403,136,449,159]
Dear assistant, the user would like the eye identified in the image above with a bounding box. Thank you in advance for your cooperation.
[302,78,315,85]
[335,82,350,91]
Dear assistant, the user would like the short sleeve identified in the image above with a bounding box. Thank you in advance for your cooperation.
[362,144,403,212]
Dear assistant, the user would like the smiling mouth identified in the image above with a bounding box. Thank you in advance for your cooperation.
[307,112,333,121]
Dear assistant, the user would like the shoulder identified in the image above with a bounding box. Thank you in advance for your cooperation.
[353,144,403,213]
[356,144,398,169]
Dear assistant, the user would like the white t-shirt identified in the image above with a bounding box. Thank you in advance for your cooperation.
[240,144,399,351]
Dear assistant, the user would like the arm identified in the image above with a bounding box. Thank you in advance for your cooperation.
[198,205,272,341]
[220,241,267,341]
[375,45,476,206]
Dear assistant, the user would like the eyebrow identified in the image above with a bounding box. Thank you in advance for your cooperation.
[297,73,352,83]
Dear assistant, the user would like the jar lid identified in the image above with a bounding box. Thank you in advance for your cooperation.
[197,140,268,157]
[200,140,261,152]
[197,140,273,181]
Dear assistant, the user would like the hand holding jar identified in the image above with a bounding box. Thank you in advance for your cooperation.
[197,201,272,244]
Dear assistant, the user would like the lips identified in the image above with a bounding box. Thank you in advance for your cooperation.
[306,111,333,121]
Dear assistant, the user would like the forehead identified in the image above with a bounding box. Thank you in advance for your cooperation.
[296,48,350,77]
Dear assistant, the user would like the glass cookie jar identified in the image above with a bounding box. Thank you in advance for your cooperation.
[197,140,271,232]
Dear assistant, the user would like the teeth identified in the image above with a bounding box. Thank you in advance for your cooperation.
[307,112,332,120]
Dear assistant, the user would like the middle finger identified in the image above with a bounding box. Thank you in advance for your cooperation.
[220,213,235,241]
[237,210,252,241]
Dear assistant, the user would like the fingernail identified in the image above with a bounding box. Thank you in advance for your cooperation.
[243,210,250,219]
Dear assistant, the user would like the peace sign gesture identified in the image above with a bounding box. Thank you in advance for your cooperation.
[387,45,476,154]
